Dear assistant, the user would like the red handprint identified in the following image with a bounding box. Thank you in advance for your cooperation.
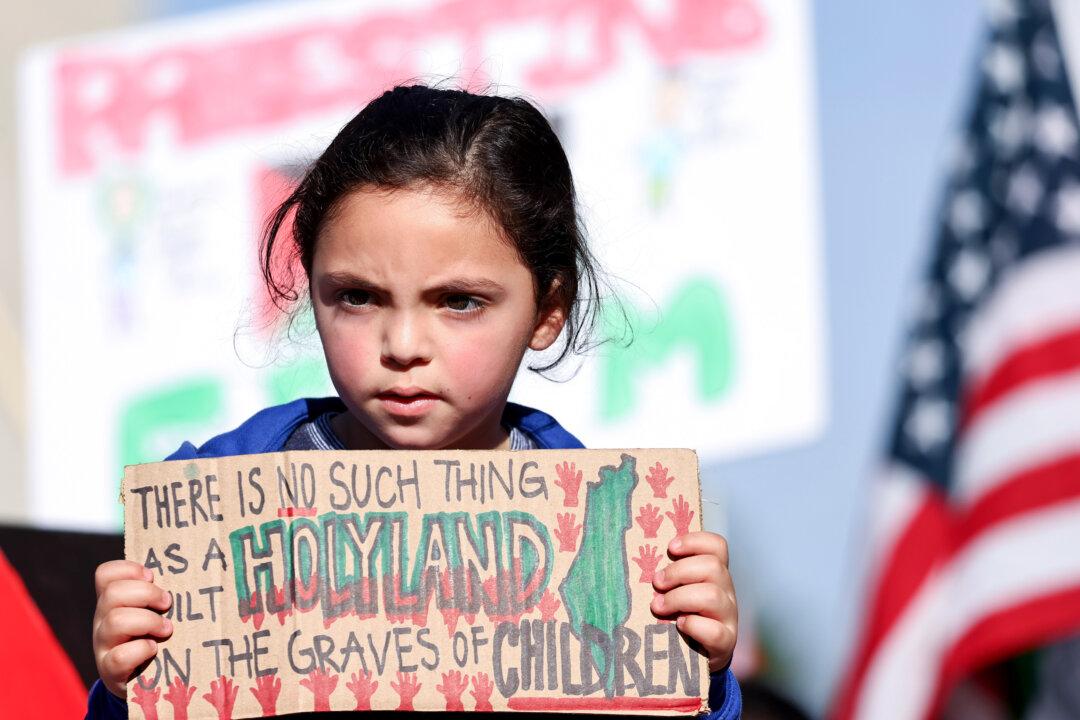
[553,461,583,507]
[241,592,265,630]
[554,512,582,552]
[471,672,495,711]
[646,462,675,498]
[633,544,662,583]
[437,670,470,711]
[163,677,196,720]
[538,588,561,621]
[666,494,695,536]
[442,606,462,633]
[391,672,422,711]
[347,670,379,711]
[130,683,159,720]
[272,585,293,626]
[636,503,663,538]
[300,668,338,711]
[202,676,238,720]
[249,673,281,716]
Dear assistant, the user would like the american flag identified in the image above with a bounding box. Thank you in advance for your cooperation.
[833,1,1080,718]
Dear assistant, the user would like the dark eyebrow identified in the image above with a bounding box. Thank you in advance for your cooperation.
[320,272,504,296]
[321,271,385,293]
[431,278,505,295]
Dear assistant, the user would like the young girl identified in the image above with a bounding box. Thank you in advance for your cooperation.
[87,85,741,719]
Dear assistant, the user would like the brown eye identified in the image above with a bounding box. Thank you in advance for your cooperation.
[339,290,372,307]
[445,294,484,313]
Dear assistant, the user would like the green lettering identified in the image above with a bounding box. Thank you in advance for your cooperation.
[600,277,734,421]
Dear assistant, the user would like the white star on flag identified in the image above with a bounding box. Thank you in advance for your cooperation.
[949,190,987,236]
[907,338,945,388]
[984,0,1019,27]
[983,42,1025,93]
[948,247,992,300]
[904,396,953,452]
[1053,181,1080,234]
[1007,163,1044,215]
[1033,104,1078,157]
[989,102,1030,154]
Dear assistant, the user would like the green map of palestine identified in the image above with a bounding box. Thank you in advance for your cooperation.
[558,454,639,697]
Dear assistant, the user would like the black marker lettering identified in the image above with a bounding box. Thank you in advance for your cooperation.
[493,621,520,697]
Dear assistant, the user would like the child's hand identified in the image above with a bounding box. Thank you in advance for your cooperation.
[93,560,173,698]
[649,531,737,673]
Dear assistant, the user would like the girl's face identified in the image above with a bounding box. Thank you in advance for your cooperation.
[310,185,564,450]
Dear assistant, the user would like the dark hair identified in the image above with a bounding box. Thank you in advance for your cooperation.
[260,84,602,372]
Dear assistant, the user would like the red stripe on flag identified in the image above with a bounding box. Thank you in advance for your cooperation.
[836,456,1080,719]
[960,324,1080,432]
[831,489,951,720]
[926,583,1080,719]
[960,451,1080,544]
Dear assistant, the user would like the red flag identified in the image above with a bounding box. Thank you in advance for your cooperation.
[0,548,86,716]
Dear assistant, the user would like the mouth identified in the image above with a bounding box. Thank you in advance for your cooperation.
[376,388,440,416]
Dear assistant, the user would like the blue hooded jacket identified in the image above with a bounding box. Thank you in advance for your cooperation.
[86,398,741,720]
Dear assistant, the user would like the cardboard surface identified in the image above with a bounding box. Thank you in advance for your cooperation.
[123,449,708,718]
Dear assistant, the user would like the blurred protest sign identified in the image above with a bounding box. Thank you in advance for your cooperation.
[123,448,707,718]
[21,0,823,530]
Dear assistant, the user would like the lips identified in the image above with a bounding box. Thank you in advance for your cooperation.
[376,387,440,417]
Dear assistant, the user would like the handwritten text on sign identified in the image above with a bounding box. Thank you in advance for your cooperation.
[123,449,707,719]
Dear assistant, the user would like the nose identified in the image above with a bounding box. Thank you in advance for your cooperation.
[380,308,432,368]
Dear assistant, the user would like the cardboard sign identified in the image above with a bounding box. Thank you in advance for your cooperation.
[123,449,709,718]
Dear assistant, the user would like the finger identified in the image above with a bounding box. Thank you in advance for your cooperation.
[650,582,735,621]
[95,560,152,596]
[674,614,737,673]
[96,607,173,650]
[96,579,172,620]
[99,638,160,698]
[652,554,728,592]
[667,531,729,565]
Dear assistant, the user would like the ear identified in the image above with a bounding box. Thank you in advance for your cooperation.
[528,291,567,351]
